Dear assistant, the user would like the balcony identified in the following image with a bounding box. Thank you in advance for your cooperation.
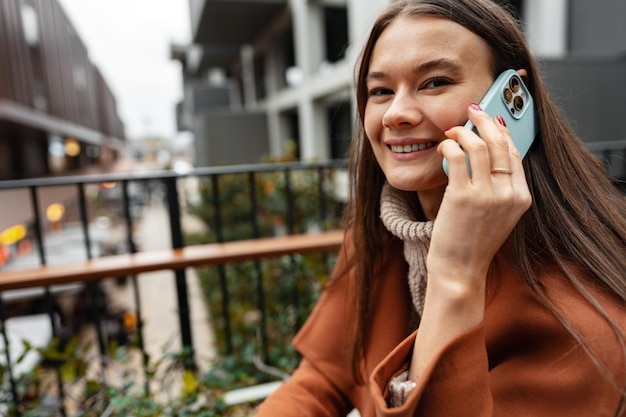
[187,0,289,73]
[1,139,625,415]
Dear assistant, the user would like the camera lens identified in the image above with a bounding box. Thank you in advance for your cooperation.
[513,96,524,111]
[510,76,521,93]
[503,87,513,103]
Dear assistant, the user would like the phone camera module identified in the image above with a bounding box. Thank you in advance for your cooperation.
[503,87,513,103]
[513,96,524,112]
[509,76,521,93]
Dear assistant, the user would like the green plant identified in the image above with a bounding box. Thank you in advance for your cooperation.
[1,337,261,416]
[187,165,343,385]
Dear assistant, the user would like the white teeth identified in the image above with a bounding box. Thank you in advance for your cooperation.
[390,142,436,153]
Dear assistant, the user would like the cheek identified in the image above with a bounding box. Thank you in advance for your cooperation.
[364,106,385,143]
[363,118,376,144]
[431,101,470,129]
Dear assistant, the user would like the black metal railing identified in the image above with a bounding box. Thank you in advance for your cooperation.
[0,159,348,415]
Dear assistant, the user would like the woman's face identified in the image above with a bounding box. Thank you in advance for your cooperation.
[364,15,495,195]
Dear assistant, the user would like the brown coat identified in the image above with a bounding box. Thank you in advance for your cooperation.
[256,234,626,417]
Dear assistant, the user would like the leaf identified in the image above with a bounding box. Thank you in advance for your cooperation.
[182,369,198,396]
[60,362,76,382]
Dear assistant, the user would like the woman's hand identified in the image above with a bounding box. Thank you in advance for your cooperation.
[408,103,531,381]
[431,103,532,285]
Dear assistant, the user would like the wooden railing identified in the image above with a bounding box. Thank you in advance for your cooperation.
[0,231,344,292]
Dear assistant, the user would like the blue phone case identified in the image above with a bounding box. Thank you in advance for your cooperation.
[442,69,538,176]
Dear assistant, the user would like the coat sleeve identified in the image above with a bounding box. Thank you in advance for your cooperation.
[368,265,626,417]
[255,358,353,417]
[369,325,492,417]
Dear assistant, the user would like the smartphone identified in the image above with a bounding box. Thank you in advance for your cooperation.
[442,69,538,176]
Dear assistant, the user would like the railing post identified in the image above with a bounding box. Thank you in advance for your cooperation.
[29,186,46,266]
[283,169,295,234]
[316,167,332,275]
[248,172,269,362]
[31,186,68,416]
[78,184,109,384]
[317,167,327,229]
[211,174,233,355]
[164,176,195,367]
[282,169,303,334]
[121,180,150,392]
[0,297,21,417]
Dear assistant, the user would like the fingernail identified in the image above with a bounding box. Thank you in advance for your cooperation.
[444,126,454,132]
[470,103,482,111]
[495,115,507,127]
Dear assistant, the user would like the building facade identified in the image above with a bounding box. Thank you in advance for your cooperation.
[175,0,625,175]
[0,0,126,180]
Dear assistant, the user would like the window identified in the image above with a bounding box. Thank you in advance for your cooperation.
[324,6,349,63]
[20,2,39,48]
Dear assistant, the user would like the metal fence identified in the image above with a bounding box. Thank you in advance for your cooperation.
[0,159,348,415]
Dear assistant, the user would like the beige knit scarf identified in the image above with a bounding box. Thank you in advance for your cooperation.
[380,182,434,316]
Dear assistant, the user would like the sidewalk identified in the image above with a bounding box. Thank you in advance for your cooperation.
[54,204,217,412]
[105,204,217,369]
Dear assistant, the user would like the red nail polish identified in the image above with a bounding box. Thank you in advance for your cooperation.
[496,115,507,127]
[444,126,454,132]
[470,103,482,111]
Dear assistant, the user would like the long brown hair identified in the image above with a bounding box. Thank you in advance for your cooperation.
[343,0,626,412]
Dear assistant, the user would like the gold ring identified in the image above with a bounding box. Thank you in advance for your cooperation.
[490,168,513,175]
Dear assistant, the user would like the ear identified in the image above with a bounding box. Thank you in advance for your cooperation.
[516,68,529,83]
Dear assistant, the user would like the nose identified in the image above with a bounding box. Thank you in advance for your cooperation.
[382,91,422,128]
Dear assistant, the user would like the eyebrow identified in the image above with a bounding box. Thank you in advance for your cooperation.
[415,58,463,74]
[366,58,463,82]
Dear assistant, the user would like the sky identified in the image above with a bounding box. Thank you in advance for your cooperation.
[57,0,191,141]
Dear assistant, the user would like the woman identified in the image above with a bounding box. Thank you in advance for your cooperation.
[256,0,626,416]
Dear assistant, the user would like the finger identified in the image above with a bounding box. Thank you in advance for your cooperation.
[445,115,491,184]
[438,136,471,184]
[495,119,528,191]
[466,105,512,181]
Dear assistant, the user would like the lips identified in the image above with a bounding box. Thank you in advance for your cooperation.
[389,141,438,153]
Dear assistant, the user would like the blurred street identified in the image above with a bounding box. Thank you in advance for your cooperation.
[105,203,217,369]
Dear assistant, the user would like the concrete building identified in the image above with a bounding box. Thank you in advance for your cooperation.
[174,0,626,175]
[0,0,126,181]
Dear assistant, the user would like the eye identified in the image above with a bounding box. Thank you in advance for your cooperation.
[367,87,393,97]
[421,77,451,90]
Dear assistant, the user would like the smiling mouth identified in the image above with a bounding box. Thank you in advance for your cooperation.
[389,142,438,153]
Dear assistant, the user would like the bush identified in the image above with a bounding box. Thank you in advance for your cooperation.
[187,166,343,380]
[2,340,257,416]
